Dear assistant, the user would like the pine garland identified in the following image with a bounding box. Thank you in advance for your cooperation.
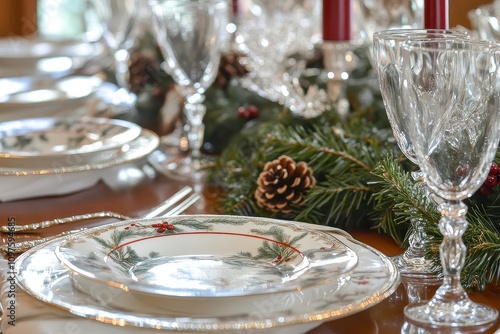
[208,103,500,291]
[209,109,401,229]
[126,31,500,291]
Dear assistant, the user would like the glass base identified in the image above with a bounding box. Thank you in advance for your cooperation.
[404,299,499,328]
[401,275,441,305]
[148,146,212,181]
[98,83,137,114]
[392,253,441,282]
[401,319,497,334]
[162,155,207,180]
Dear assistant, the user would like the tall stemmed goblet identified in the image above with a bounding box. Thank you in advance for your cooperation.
[373,29,469,280]
[148,0,228,178]
[401,38,500,327]
[89,0,138,109]
[235,0,299,104]
[235,0,327,118]
[356,0,423,68]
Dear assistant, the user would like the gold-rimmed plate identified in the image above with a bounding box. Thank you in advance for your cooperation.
[0,116,141,169]
[55,215,358,316]
[16,221,399,333]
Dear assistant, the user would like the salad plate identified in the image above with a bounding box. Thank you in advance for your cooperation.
[0,128,158,177]
[55,215,358,316]
[16,221,399,333]
[0,37,104,77]
[0,76,102,110]
[0,129,159,201]
[0,38,98,61]
[0,116,141,168]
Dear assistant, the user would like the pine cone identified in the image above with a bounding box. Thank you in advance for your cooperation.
[254,155,316,214]
[214,51,248,89]
[128,50,160,94]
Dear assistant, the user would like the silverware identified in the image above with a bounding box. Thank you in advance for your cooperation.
[1,187,200,254]
[1,186,194,233]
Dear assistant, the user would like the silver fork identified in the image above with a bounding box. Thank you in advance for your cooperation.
[1,187,200,254]
[1,186,194,234]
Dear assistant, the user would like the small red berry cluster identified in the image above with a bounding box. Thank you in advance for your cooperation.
[479,162,500,196]
[151,221,175,233]
[123,221,175,233]
[273,254,291,264]
[237,104,259,121]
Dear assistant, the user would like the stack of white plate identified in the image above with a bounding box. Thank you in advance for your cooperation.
[0,117,159,201]
[0,37,104,78]
[0,75,103,121]
[0,37,106,121]
[15,214,400,333]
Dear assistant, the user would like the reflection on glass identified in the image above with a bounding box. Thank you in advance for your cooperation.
[401,38,500,328]
[373,29,469,280]
[149,0,229,179]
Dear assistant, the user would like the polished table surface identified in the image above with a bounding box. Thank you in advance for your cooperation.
[1,173,500,334]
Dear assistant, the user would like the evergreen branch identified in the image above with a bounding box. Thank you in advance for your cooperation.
[370,157,440,244]
[460,205,500,290]
[209,114,397,229]
[207,95,500,291]
[370,157,500,290]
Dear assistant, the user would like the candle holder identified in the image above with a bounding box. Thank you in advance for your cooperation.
[322,41,360,117]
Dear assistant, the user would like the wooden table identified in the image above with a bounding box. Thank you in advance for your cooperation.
[1,174,499,334]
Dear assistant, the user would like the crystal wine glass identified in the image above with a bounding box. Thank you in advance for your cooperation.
[235,0,299,104]
[373,29,469,280]
[235,0,327,118]
[356,0,423,68]
[401,38,500,327]
[148,0,228,178]
[89,0,138,110]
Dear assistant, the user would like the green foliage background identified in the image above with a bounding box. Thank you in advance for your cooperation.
[128,36,500,291]
[203,56,500,291]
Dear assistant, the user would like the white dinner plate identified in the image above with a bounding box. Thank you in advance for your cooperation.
[0,129,159,201]
[0,128,158,177]
[0,75,102,110]
[15,222,399,333]
[0,116,141,169]
[0,37,104,78]
[55,215,358,316]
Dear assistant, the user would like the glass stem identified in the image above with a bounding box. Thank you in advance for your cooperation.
[184,102,206,160]
[114,48,131,90]
[406,171,432,259]
[406,218,427,257]
[109,48,136,109]
[403,279,432,304]
[432,201,468,303]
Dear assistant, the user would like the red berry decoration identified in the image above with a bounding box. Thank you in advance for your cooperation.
[455,165,468,177]
[485,175,498,188]
[237,105,260,121]
[247,104,260,118]
[237,106,250,119]
[489,162,500,176]
[479,185,492,196]
[478,162,500,196]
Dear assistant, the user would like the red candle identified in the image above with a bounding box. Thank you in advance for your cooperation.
[322,0,351,41]
[232,0,238,16]
[424,0,449,29]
